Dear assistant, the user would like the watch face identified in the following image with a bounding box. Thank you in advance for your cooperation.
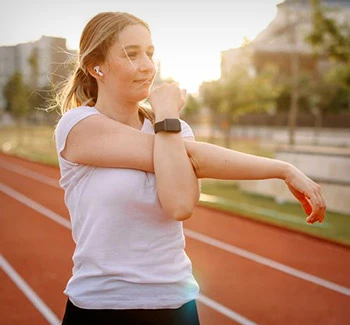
[165,119,181,131]
[154,118,181,133]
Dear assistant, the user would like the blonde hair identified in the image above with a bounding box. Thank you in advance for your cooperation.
[55,11,155,123]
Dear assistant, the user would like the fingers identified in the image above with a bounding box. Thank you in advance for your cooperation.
[152,82,184,97]
[286,176,326,225]
[288,184,313,216]
[306,184,326,224]
[300,196,313,216]
[316,190,326,223]
[149,83,185,113]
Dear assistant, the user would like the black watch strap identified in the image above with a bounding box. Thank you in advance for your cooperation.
[154,118,181,133]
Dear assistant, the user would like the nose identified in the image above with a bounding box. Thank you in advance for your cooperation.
[139,53,154,72]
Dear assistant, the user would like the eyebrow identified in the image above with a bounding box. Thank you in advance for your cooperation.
[122,45,155,51]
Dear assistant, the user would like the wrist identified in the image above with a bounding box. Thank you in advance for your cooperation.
[155,112,180,123]
[154,118,181,134]
[154,104,179,122]
[279,161,294,181]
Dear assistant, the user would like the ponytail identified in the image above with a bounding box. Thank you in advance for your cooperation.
[55,64,98,115]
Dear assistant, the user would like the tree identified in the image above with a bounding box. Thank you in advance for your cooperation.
[181,94,200,124]
[220,67,253,148]
[306,0,350,111]
[265,4,323,145]
[201,64,280,148]
[3,72,31,146]
[219,65,280,148]
[306,0,350,64]
[28,47,42,111]
[28,47,39,88]
[3,72,30,121]
[283,8,306,146]
[199,80,224,142]
[325,64,350,111]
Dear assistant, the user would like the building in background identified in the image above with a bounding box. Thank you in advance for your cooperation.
[252,0,350,75]
[0,36,74,111]
[221,0,350,78]
[219,0,350,129]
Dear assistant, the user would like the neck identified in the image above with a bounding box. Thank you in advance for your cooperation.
[94,95,144,130]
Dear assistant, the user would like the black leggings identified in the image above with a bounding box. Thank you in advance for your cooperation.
[61,299,200,325]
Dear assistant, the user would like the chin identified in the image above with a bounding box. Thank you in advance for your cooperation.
[135,90,151,102]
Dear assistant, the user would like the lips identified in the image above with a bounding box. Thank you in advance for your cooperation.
[133,78,153,88]
[134,78,152,83]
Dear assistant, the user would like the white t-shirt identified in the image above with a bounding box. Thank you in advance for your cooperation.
[54,106,199,310]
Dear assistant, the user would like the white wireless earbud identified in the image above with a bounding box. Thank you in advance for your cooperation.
[94,66,104,77]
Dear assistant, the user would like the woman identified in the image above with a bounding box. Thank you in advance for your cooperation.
[55,11,325,325]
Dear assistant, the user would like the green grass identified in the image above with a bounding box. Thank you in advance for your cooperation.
[1,125,349,246]
[200,179,350,246]
[0,125,58,166]
[196,136,274,158]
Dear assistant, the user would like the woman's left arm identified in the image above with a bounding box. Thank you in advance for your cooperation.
[183,140,326,225]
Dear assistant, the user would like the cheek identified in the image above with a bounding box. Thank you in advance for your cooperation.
[106,71,132,88]
[107,59,135,80]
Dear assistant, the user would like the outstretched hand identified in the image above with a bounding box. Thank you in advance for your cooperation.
[284,165,326,224]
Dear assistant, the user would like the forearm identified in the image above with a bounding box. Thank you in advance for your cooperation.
[66,113,287,182]
[154,117,200,221]
[183,140,291,181]
[184,140,326,226]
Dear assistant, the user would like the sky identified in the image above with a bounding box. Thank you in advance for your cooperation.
[1,0,284,93]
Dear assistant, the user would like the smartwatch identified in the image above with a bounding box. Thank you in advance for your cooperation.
[154,118,181,134]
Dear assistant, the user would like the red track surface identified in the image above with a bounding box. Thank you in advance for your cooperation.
[0,152,349,325]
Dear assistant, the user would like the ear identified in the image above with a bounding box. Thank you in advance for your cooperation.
[87,65,103,79]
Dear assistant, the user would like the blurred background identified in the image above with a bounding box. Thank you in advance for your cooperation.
[0,0,349,245]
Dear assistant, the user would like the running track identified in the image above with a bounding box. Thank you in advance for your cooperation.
[0,152,349,325]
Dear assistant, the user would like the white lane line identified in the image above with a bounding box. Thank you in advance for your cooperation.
[0,183,258,325]
[2,177,350,298]
[0,183,71,229]
[0,159,60,188]
[1,163,349,292]
[184,228,350,297]
[0,254,60,325]
[197,294,258,325]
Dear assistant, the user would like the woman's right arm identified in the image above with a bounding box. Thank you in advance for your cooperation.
[61,113,155,171]
[62,114,325,224]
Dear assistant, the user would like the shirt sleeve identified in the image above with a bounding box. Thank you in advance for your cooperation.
[54,106,100,166]
[180,119,195,139]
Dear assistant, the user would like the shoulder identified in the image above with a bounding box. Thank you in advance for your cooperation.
[55,106,99,132]
[56,106,98,126]
[54,106,101,151]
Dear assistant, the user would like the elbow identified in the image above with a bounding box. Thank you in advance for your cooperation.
[173,210,193,222]
[171,190,200,222]
[169,206,194,222]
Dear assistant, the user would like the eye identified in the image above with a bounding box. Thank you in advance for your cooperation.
[147,51,154,59]
[126,52,137,59]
